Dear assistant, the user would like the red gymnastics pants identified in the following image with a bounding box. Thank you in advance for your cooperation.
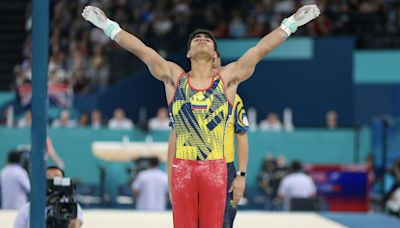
[171,158,227,228]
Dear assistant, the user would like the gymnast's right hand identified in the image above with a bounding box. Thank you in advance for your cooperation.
[81,6,108,30]
[81,6,121,40]
[280,4,320,36]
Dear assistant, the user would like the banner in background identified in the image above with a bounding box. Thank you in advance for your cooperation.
[305,164,370,212]
[17,82,73,108]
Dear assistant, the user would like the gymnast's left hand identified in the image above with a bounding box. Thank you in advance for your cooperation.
[229,176,246,205]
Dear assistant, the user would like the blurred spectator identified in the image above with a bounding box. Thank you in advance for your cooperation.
[329,1,352,35]
[274,0,295,14]
[386,3,400,35]
[17,110,31,128]
[276,155,288,176]
[259,153,276,174]
[78,112,89,127]
[277,160,317,211]
[21,55,32,81]
[48,52,68,84]
[150,12,174,55]
[15,0,400,96]
[131,157,168,210]
[72,66,91,94]
[14,64,30,88]
[308,14,333,36]
[258,153,278,210]
[91,109,103,129]
[148,107,170,131]
[214,20,229,38]
[229,11,247,38]
[386,186,400,217]
[258,153,289,210]
[51,110,78,128]
[86,45,110,90]
[246,14,265,37]
[1,106,15,127]
[0,106,15,127]
[90,27,110,45]
[259,112,282,132]
[1,151,30,209]
[385,160,400,216]
[326,110,338,129]
[108,108,134,130]
[365,153,377,186]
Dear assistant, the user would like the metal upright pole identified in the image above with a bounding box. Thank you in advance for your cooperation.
[30,0,49,227]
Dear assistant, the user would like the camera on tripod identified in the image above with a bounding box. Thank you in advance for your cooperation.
[46,177,78,228]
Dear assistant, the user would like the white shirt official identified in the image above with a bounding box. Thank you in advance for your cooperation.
[132,168,168,210]
[148,117,170,131]
[108,118,134,130]
[1,164,30,209]
[278,172,316,198]
[278,172,317,210]
[259,121,282,132]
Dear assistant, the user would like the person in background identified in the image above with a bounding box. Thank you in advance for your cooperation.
[14,166,83,228]
[90,109,103,129]
[51,110,77,128]
[215,51,250,228]
[277,160,316,210]
[221,93,249,228]
[131,157,168,210]
[108,108,134,130]
[259,112,283,132]
[0,105,14,127]
[78,112,89,127]
[0,151,30,209]
[258,153,286,210]
[275,155,289,179]
[326,110,338,129]
[148,107,170,131]
[257,152,277,210]
[385,160,400,216]
[17,110,31,128]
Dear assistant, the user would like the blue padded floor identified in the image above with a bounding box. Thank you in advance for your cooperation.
[322,212,400,228]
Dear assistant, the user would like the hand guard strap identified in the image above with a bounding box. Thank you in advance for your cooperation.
[280,17,297,36]
[104,19,122,40]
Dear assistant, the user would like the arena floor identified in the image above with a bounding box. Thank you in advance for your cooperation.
[2,210,400,228]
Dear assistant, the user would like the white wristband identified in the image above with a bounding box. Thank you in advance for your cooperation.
[280,16,298,36]
[280,23,292,37]
[104,19,122,40]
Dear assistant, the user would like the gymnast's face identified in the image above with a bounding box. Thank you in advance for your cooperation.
[187,34,217,60]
